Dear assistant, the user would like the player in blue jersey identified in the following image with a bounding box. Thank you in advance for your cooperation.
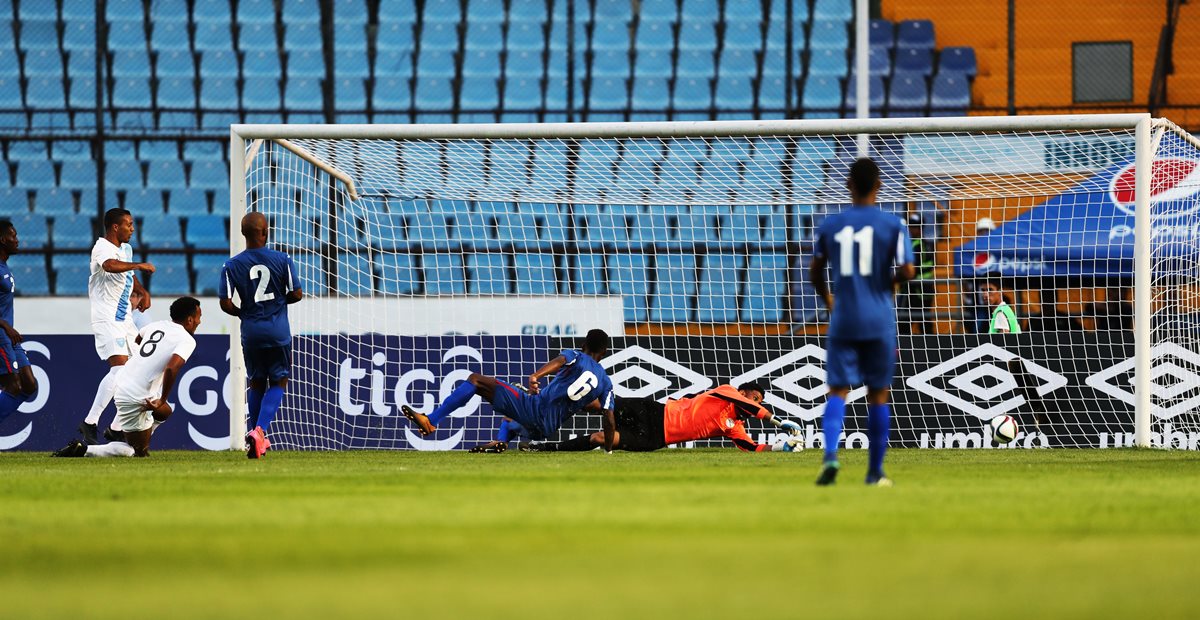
[402,329,618,453]
[219,212,303,459]
[0,221,39,430]
[810,158,916,487]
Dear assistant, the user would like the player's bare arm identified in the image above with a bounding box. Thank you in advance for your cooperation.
[0,318,21,344]
[154,354,187,421]
[810,254,833,310]
[584,397,617,452]
[102,258,156,274]
[131,276,151,311]
[894,262,916,285]
[285,287,304,304]
[219,296,241,317]
[528,354,567,394]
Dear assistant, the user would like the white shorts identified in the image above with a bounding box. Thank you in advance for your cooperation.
[114,398,155,433]
[93,320,138,360]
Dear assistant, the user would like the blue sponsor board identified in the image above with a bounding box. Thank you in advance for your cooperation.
[0,335,550,452]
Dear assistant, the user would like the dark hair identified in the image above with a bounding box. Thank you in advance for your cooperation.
[848,157,881,198]
[170,296,201,322]
[0,220,13,237]
[582,328,610,353]
[103,207,132,230]
[738,381,767,398]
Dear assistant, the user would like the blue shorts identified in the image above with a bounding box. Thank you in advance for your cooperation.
[0,338,29,376]
[490,381,552,440]
[825,336,897,390]
[244,345,291,383]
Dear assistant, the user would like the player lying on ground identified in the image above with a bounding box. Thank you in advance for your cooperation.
[530,382,803,453]
[219,212,304,459]
[0,220,38,429]
[52,297,202,458]
[810,158,916,487]
[403,329,618,452]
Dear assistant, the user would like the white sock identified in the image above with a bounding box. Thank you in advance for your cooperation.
[84,442,135,457]
[83,366,123,425]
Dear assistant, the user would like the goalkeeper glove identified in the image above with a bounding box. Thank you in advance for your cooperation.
[770,436,804,452]
[778,419,802,436]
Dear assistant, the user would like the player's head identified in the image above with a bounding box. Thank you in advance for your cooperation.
[847,157,881,205]
[582,328,610,360]
[240,212,270,248]
[170,296,203,334]
[737,381,766,404]
[0,219,17,256]
[103,208,135,244]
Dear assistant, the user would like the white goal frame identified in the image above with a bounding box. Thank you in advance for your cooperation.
[228,114,1167,450]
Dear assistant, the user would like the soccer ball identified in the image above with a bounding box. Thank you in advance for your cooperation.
[990,415,1019,444]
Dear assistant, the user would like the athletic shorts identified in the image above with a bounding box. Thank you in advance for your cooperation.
[244,345,291,383]
[114,398,155,433]
[93,320,138,360]
[0,338,29,376]
[825,336,897,390]
[613,398,667,452]
[490,380,551,440]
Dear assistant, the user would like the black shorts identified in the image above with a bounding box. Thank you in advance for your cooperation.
[615,398,667,452]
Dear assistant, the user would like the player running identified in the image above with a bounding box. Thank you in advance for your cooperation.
[0,221,39,429]
[810,158,915,486]
[403,329,618,453]
[52,297,202,458]
[531,382,804,453]
[78,208,156,445]
[219,212,303,459]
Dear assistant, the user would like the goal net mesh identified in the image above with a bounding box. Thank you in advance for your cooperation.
[239,122,1200,451]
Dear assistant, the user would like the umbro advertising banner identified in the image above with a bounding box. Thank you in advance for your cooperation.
[4,333,1196,451]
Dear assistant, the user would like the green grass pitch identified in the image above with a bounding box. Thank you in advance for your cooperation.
[1,449,1197,619]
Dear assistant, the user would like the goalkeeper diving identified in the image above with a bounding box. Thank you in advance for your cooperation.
[531,382,804,453]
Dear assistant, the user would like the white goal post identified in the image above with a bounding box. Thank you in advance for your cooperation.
[228,114,1200,451]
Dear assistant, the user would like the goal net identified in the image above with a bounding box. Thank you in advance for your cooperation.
[232,117,1199,451]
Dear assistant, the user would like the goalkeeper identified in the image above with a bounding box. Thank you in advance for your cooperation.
[531,382,803,452]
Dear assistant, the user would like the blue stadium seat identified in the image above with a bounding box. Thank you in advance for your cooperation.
[192,253,229,296]
[634,19,673,53]
[156,77,198,128]
[678,20,717,52]
[0,187,26,212]
[633,47,671,78]
[938,46,977,78]
[65,50,97,80]
[423,0,462,22]
[8,141,48,161]
[199,77,238,123]
[506,21,543,53]
[672,77,711,119]
[199,50,239,78]
[715,75,753,116]
[422,253,465,295]
[723,18,763,51]
[570,253,606,295]
[697,253,743,322]
[155,49,195,78]
[59,160,96,188]
[237,0,276,23]
[930,72,969,115]
[0,76,24,130]
[182,141,222,162]
[146,253,190,294]
[125,187,165,215]
[24,49,63,77]
[406,213,451,251]
[112,49,152,77]
[887,72,928,116]
[420,21,459,52]
[55,263,92,295]
[868,47,891,77]
[716,47,755,80]
[590,49,630,79]
[292,253,326,296]
[466,253,511,295]
[363,213,407,251]
[372,76,412,121]
[844,75,884,117]
[461,49,501,78]
[243,50,282,78]
[19,0,57,19]
[630,76,669,119]
[167,188,210,216]
[16,160,57,188]
[194,21,234,52]
[465,21,503,51]
[377,253,418,295]
[374,50,413,79]
[284,78,325,122]
[870,19,894,50]
[7,256,50,295]
[649,253,696,323]
[501,77,541,122]
[416,49,456,78]
[242,76,282,121]
[108,19,149,51]
[335,253,374,296]
[151,0,189,23]
[608,253,649,322]
[591,21,628,53]
[375,20,415,53]
[333,22,368,53]
[743,253,787,322]
[145,160,187,189]
[458,76,499,122]
[894,47,933,77]
[681,0,718,19]
[675,49,715,78]
[185,215,228,249]
[0,48,19,78]
[813,0,851,21]
[149,20,189,52]
[34,187,75,216]
[139,213,184,249]
[639,0,677,21]
[508,0,547,22]
[413,76,454,114]
[449,212,498,251]
[334,0,369,23]
[138,140,176,161]
[897,19,935,50]
[63,1,96,19]
[282,0,321,23]
[52,141,91,161]
[27,77,70,129]
[809,19,848,51]
[9,214,48,249]
[107,0,145,20]
[808,48,848,78]
[587,77,627,121]
[238,22,279,52]
[287,50,325,78]
[282,22,322,51]
[52,213,95,250]
[715,205,765,250]
[334,50,370,78]
[334,78,368,122]
[18,19,58,51]
[756,75,788,116]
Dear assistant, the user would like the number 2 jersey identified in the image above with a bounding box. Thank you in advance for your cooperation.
[219,247,299,349]
[813,206,914,340]
[114,320,197,405]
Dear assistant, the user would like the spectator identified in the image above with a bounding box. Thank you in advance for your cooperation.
[980,284,1020,334]
[1026,289,1083,332]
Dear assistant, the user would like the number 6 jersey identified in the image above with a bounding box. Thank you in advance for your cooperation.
[114,320,197,405]
[219,247,300,349]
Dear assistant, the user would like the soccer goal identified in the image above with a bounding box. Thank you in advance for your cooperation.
[229,115,1200,451]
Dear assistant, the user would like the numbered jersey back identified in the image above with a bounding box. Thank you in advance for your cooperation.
[114,320,197,404]
[814,206,913,339]
[540,349,615,417]
[220,247,299,348]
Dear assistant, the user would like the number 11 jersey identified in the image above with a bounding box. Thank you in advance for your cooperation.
[813,206,914,340]
[220,247,300,349]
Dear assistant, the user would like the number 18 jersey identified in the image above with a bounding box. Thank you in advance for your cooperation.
[813,206,914,340]
[219,247,299,349]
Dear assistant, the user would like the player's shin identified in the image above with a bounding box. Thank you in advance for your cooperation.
[84,366,124,425]
[866,403,891,478]
[256,385,285,432]
[85,442,136,457]
[427,380,476,426]
[0,391,25,424]
[247,386,264,429]
[821,395,847,464]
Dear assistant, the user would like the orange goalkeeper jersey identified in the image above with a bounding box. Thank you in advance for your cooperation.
[662,384,772,451]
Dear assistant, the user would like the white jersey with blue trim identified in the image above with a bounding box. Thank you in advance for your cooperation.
[89,237,136,325]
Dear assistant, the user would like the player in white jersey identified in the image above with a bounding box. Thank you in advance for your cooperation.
[77,208,156,445]
[53,297,201,458]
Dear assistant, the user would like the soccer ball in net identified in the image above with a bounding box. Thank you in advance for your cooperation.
[990,415,1019,445]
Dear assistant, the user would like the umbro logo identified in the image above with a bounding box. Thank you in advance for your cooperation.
[907,343,1067,420]
[731,345,866,421]
[602,346,712,402]
[1086,342,1200,420]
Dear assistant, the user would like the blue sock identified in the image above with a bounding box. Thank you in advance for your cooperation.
[867,403,891,478]
[428,380,477,427]
[256,386,286,432]
[0,391,24,425]
[496,419,512,442]
[247,387,264,430]
[822,395,846,464]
